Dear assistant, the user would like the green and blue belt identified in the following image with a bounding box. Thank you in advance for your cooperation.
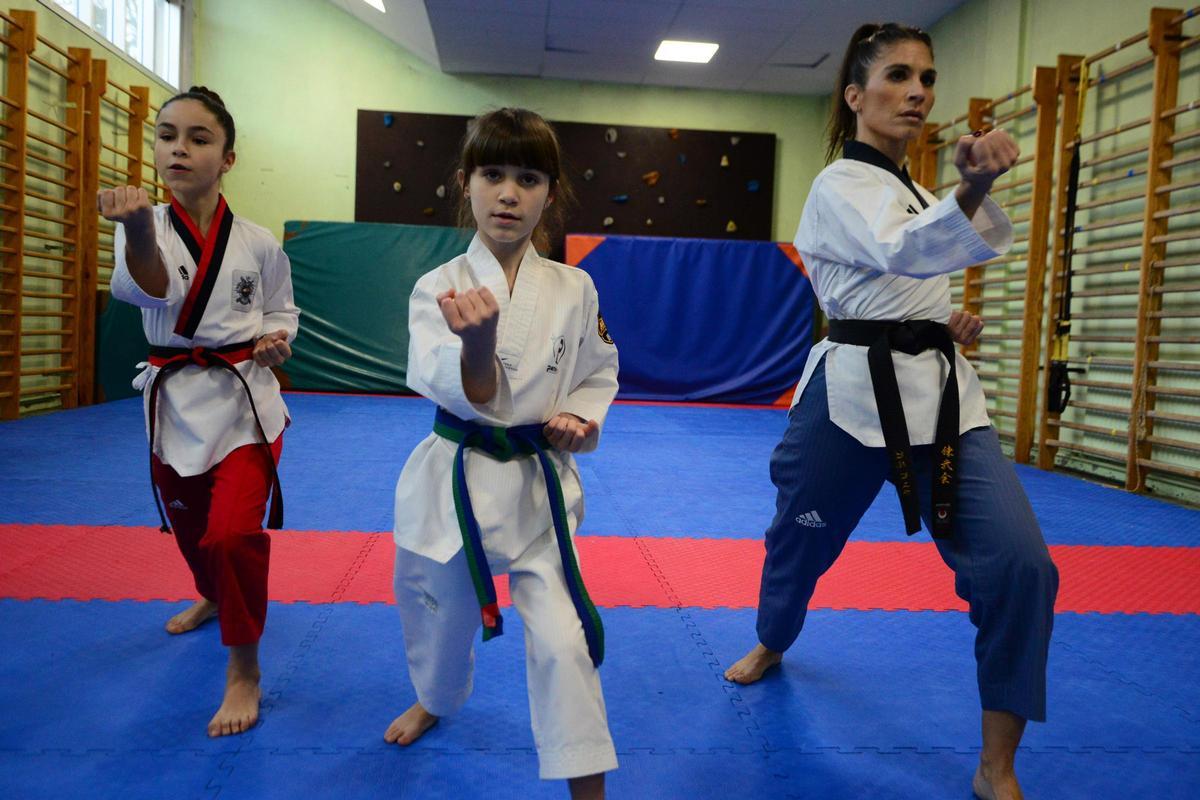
[433,407,605,667]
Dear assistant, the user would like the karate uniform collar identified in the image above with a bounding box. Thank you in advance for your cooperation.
[466,234,541,371]
[169,194,236,339]
[843,139,928,210]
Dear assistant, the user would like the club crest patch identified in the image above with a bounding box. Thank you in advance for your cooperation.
[597,312,614,345]
[232,270,257,312]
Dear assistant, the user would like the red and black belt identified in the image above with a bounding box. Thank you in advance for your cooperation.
[827,318,959,539]
[146,341,283,533]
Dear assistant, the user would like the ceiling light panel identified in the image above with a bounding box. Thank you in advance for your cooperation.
[654,40,719,63]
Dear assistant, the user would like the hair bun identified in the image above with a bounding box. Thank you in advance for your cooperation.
[188,85,226,108]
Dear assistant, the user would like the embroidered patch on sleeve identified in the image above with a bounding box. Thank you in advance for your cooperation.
[231,270,257,312]
[597,312,614,345]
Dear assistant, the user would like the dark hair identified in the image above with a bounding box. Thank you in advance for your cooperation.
[826,23,933,163]
[159,86,236,153]
[456,107,574,253]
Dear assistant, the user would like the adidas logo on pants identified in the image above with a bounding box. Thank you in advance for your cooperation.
[795,510,827,528]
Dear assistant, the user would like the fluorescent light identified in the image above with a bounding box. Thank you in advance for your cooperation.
[655,40,719,64]
[361,0,386,12]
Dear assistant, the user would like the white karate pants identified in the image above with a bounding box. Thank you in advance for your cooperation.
[394,530,618,779]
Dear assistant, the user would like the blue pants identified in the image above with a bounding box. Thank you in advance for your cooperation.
[756,359,1059,721]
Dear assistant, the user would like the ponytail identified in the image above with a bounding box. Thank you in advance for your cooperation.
[826,23,932,164]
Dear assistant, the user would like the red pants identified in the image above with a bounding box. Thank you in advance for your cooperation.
[152,436,283,646]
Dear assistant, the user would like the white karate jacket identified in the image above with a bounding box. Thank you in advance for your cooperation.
[394,236,620,563]
[792,145,1014,446]
[111,203,299,476]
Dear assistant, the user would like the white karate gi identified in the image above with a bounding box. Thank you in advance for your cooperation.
[110,203,299,475]
[791,143,1014,446]
[393,235,620,780]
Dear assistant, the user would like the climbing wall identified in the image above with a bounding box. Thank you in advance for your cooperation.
[354,110,776,257]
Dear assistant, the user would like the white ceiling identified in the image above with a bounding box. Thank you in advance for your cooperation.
[329,0,968,96]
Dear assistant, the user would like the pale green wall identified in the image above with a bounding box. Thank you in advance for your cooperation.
[192,0,828,242]
[928,0,1178,110]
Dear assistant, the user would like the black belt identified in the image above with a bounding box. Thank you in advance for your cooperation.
[827,319,958,539]
[146,341,283,534]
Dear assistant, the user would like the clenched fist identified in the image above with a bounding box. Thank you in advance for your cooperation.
[97,186,154,228]
[953,129,1020,190]
[543,412,600,453]
[948,309,985,347]
[253,329,292,367]
[98,185,166,296]
[437,287,500,351]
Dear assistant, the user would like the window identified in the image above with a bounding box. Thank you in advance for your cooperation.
[50,0,181,87]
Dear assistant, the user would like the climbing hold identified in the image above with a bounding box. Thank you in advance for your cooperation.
[392,181,402,193]
[641,170,661,187]
[695,198,708,207]
[668,128,680,140]
[747,180,760,193]
[616,151,627,158]
[383,113,393,127]
[726,220,737,233]
[731,135,741,145]
[605,127,618,144]
[603,216,614,228]
[583,168,595,181]
[645,218,653,227]
[416,139,425,148]
[436,184,446,198]
[720,154,730,167]
[384,160,391,168]
[678,153,687,165]
[422,207,434,216]
[611,194,629,203]
[657,195,666,205]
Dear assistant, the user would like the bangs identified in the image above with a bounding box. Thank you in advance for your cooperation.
[463,110,561,180]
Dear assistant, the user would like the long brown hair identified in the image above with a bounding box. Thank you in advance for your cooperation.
[456,108,575,253]
[826,23,933,164]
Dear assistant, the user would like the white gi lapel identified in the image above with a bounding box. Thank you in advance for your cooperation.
[466,234,512,349]
[496,244,541,373]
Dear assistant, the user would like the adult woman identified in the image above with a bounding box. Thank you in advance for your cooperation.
[725,24,1058,800]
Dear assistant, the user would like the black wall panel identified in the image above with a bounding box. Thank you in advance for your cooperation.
[356,109,776,257]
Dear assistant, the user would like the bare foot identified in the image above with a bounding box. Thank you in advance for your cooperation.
[972,762,1024,800]
[568,772,605,799]
[165,599,217,635]
[723,643,783,684]
[384,702,439,746]
[208,645,261,738]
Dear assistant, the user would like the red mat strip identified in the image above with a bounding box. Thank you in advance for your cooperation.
[1,525,1197,614]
